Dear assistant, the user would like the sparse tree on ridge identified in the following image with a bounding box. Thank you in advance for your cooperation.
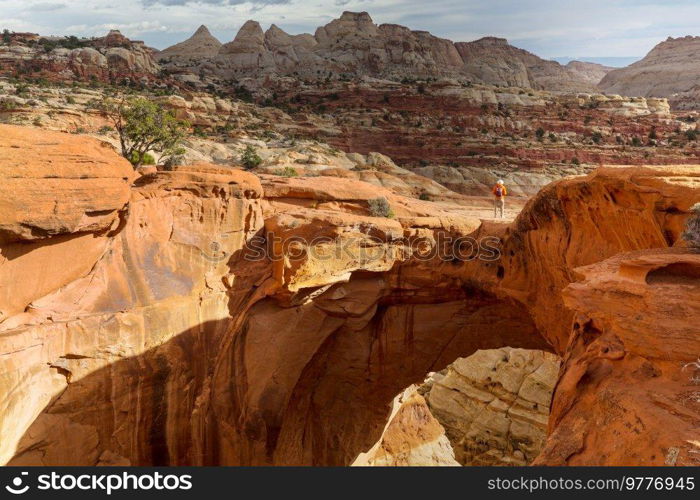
[241,144,262,170]
[102,97,189,168]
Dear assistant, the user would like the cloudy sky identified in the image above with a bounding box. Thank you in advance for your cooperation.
[3,0,700,64]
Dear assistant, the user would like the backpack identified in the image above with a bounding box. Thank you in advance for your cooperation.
[494,185,504,197]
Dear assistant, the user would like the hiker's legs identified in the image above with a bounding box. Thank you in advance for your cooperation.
[493,198,504,218]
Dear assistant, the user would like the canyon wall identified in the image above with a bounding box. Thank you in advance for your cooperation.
[157,11,599,91]
[0,30,159,85]
[538,249,700,465]
[599,36,700,109]
[0,124,698,466]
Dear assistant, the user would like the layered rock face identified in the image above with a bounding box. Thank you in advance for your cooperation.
[268,79,684,197]
[0,126,134,325]
[538,249,700,465]
[352,386,460,466]
[0,30,159,84]
[1,124,698,466]
[1,159,265,466]
[3,76,688,207]
[454,37,605,92]
[564,61,614,86]
[159,12,596,91]
[425,348,559,465]
[156,25,222,63]
[599,36,700,109]
[355,348,560,466]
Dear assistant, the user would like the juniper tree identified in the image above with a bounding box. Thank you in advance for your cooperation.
[103,97,189,168]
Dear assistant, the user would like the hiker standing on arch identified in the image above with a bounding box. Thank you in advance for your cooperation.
[492,179,507,219]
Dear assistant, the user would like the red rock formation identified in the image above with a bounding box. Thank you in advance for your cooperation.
[0,125,698,466]
[0,126,134,324]
[0,31,160,85]
[537,249,700,465]
[494,166,698,352]
[262,80,693,197]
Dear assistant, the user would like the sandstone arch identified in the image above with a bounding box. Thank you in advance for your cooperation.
[1,127,698,465]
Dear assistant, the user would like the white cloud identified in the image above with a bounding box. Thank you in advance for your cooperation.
[65,20,170,37]
[2,0,700,57]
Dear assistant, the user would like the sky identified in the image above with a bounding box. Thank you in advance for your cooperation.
[3,0,700,65]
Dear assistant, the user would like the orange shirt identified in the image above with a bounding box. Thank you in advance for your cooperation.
[492,184,507,197]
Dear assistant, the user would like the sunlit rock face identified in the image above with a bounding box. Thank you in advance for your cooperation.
[354,348,560,467]
[536,249,700,466]
[600,35,700,108]
[352,386,461,467]
[1,123,698,466]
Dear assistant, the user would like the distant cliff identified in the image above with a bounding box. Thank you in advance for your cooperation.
[157,11,599,91]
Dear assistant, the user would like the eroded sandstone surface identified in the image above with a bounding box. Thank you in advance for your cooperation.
[156,12,598,92]
[5,76,698,205]
[355,347,560,466]
[538,249,700,465]
[0,124,698,466]
[0,30,159,85]
[352,386,460,466]
[600,36,700,109]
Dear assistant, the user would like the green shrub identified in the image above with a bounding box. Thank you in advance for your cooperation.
[274,167,298,177]
[367,197,394,218]
[14,83,29,97]
[0,98,15,111]
[97,125,113,135]
[535,127,545,140]
[234,85,253,103]
[685,129,698,141]
[241,144,262,170]
[129,151,155,165]
[419,192,430,201]
[38,35,89,53]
